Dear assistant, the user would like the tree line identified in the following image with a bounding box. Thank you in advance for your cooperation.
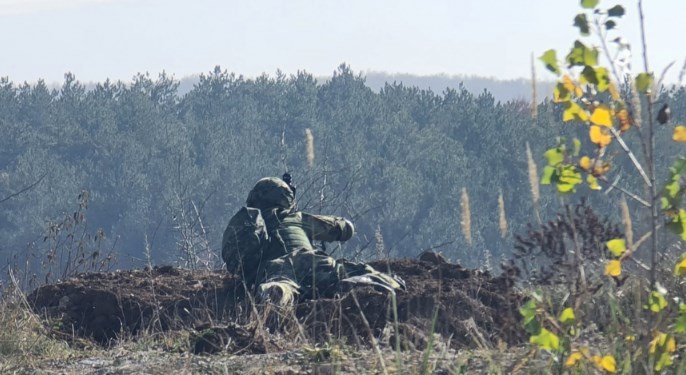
[1,64,683,277]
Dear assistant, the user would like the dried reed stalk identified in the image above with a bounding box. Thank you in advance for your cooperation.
[620,196,633,249]
[498,190,508,238]
[531,52,538,122]
[305,128,314,168]
[461,188,472,245]
[526,142,541,224]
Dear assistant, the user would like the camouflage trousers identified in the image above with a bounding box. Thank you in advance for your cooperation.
[257,248,403,305]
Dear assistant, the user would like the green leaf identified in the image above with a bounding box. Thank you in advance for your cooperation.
[520,299,542,334]
[608,5,625,17]
[581,0,599,9]
[667,209,686,241]
[559,307,576,324]
[541,166,556,185]
[557,165,583,193]
[594,67,610,92]
[567,40,599,67]
[540,50,561,75]
[669,157,686,175]
[563,101,589,122]
[661,197,672,210]
[530,328,560,351]
[580,66,610,92]
[675,315,686,333]
[554,82,571,103]
[665,180,680,199]
[574,14,590,36]
[635,72,653,94]
[520,299,537,323]
[605,20,616,30]
[587,175,601,190]
[544,148,565,166]
[655,352,673,372]
[572,138,581,156]
[606,238,626,257]
[648,291,668,313]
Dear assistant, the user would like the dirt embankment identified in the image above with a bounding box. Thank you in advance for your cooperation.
[27,256,525,353]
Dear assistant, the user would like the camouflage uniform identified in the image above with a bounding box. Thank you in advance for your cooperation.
[234,177,403,305]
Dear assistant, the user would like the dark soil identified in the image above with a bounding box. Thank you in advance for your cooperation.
[27,256,525,353]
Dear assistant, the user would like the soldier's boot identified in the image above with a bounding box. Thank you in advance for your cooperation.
[257,278,300,306]
[257,278,300,332]
[341,272,406,293]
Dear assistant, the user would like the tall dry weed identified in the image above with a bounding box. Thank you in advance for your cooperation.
[498,191,508,238]
[305,128,314,168]
[630,78,642,129]
[530,53,538,122]
[526,142,541,223]
[620,196,633,249]
[460,188,472,245]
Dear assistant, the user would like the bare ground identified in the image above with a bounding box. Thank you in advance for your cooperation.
[15,256,527,373]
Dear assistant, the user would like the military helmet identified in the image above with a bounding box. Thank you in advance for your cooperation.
[246,177,295,210]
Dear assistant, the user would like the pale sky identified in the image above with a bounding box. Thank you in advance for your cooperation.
[1,0,684,85]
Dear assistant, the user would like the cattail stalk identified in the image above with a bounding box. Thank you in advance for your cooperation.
[305,128,314,168]
[630,79,642,129]
[620,196,633,249]
[461,188,472,245]
[498,190,508,238]
[531,52,538,122]
[526,142,542,224]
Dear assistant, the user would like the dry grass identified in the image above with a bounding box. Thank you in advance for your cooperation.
[0,284,81,370]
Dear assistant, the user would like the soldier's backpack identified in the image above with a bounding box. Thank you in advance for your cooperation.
[221,207,269,281]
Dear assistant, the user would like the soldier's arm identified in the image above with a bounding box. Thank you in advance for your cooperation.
[301,213,355,242]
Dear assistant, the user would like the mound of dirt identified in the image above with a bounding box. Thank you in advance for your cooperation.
[28,257,525,352]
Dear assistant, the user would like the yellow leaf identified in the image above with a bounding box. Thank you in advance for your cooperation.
[592,162,611,177]
[529,328,559,351]
[673,126,686,142]
[650,332,668,354]
[590,126,612,147]
[562,75,583,97]
[606,238,626,257]
[587,175,601,190]
[565,351,584,368]
[559,307,575,324]
[591,105,613,127]
[617,109,631,133]
[667,337,676,353]
[579,156,592,170]
[599,355,617,373]
[625,335,636,342]
[675,255,686,277]
[605,259,621,277]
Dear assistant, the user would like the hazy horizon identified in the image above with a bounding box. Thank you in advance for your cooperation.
[2,0,684,86]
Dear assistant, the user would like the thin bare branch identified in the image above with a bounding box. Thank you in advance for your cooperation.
[609,127,651,187]
[599,176,650,207]
[0,173,47,204]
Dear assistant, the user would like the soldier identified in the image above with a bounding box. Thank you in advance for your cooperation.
[222,177,404,306]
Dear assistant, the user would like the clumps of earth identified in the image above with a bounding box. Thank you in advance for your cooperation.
[28,254,525,355]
